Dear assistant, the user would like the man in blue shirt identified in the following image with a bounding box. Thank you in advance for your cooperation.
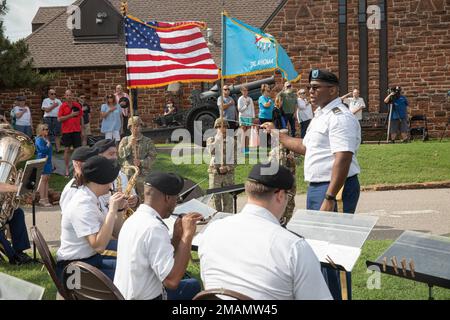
[384,86,409,143]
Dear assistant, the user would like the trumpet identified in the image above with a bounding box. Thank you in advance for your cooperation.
[116,165,140,220]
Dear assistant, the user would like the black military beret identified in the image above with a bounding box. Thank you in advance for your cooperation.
[309,69,339,85]
[71,146,98,162]
[247,163,294,190]
[93,139,116,154]
[145,171,184,195]
[82,156,120,185]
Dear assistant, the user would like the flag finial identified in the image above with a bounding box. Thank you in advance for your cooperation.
[120,1,128,16]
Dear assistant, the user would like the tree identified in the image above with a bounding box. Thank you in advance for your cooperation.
[0,0,56,89]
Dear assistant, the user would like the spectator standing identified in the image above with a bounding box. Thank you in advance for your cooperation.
[296,89,314,138]
[101,94,122,142]
[384,86,409,143]
[115,85,130,135]
[258,84,274,125]
[58,89,83,177]
[277,81,298,137]
[217,85,238,130]
[237,86,255,153]
[78,95,91,146]
[341,89,366,121]
[41,89,62,152]
[11,96,33,137]
[35,123,53,207]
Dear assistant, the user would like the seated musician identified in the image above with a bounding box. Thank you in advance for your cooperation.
[0,183,32,265]
[59,146,97,213]
[56,156,126,281]
[198,163,332,300]
[114,172,202,300]
[93,139,139,215]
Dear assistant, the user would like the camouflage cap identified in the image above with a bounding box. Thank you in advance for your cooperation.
[128,116,143,128]
[214,118,229,128]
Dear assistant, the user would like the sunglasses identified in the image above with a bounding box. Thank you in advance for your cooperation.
[42,128,49,131]
[49,93,56,95]
[223,88,230,91]
[307,85,334,91]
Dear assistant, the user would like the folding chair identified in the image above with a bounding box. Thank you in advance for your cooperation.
[30,226,70,299]
[193,288,253,300]
[62,261,124,300]
[409,115,429,141]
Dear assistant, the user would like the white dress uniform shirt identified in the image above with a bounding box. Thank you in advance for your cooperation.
[344,97,366,120]
[60,178,78,214]
[99,171,136,213]
[198,204,332,300]
[296,98,313,122]
[114,204,174,300]
[41,98,62,118]
[57,186,106,261]
[302,97,361,183]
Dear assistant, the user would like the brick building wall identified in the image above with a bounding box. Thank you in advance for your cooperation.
[2,0,449,138]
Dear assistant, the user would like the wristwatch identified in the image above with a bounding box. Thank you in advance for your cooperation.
[325,193,336,201]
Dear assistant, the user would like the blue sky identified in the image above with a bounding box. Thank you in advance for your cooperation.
[2,0,74,41]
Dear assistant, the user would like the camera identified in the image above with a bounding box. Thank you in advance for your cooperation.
[388,86,401,94]
[71,106,80,113]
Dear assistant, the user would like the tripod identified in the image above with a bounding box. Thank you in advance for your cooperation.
[378,101,394,144]
[24,168,39,261]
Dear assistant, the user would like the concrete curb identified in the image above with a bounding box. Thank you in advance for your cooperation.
[361,180,450,191]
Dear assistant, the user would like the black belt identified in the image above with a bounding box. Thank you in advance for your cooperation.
[310,174,358,185]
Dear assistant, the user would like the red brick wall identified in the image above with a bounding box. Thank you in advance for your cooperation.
[387,0,450,136]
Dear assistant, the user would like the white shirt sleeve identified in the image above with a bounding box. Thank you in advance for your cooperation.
[41,98,50,111]
[70,204,102,238]
[145,226,175,283]
[328,114,360,154]
[290,240,333,300]
[237,96,247,113]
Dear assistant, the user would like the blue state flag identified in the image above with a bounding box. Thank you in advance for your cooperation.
[222,14,300,82]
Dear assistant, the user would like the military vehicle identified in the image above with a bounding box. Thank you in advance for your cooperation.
[150,76,276,145]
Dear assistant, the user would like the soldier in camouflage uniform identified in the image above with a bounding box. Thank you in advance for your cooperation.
[207,118,235,213]
[268,129,296,224]
[118,116,157,203]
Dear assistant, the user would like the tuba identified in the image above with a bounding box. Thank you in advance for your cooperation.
[0,128,35,230]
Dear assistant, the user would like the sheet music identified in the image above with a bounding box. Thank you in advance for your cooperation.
[305,239,361,271]
[165,199,218,237]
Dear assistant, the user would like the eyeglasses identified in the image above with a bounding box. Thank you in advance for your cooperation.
[49,93,56,95]
[223,88,230,91]
[42,128,49,131]
[307,85,334,91]
[299,92,306,95]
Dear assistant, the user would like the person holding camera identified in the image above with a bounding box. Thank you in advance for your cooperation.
[384,86,409,143]
[58,89,84,177]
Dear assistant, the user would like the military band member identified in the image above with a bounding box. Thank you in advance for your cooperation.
[118,116,157,203]
[59,146,97,213]
[93,139,138,215]
[114,172,203,300]
[56,156,125,280]
[261,69,361,300]
[268,129,296,225]
[206,118,235,213]
[0,184,32,265]
[198,163,332,300]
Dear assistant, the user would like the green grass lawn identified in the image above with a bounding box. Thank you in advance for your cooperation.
[1,240,449,300]
[46,140,450,193]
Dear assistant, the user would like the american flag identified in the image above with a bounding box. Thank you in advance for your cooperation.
[124,16,219,88]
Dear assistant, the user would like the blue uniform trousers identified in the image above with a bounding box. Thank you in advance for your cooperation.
[166,275,202,300]
[306,175,360,300]
[0,208,30,259]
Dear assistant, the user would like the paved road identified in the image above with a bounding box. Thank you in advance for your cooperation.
[24,188,450,248]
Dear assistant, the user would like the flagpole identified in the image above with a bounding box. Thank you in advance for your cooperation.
[220,2,226,168]
[121,1,135,138]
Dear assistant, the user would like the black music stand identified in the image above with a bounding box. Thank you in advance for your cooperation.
[19,158,47,261]
[206,184,245,213]
[366,230,450,300]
